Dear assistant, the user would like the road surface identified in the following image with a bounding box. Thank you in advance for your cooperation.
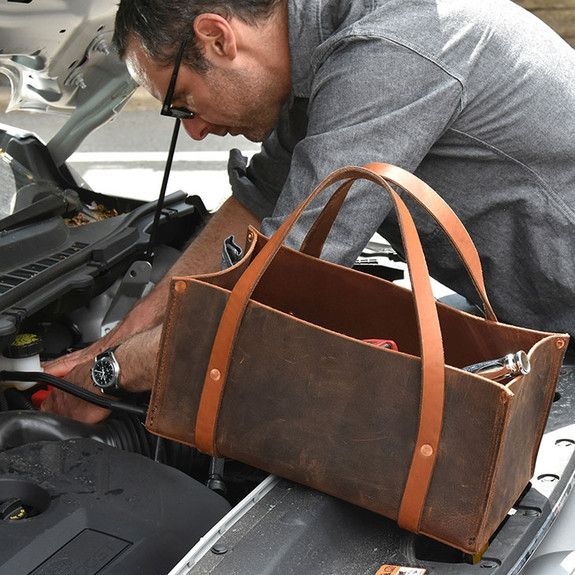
[0,87,259,211]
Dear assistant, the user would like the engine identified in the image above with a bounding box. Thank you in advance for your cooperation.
[0,124,264,575]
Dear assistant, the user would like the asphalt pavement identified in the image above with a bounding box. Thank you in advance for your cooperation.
[0,86,259,211]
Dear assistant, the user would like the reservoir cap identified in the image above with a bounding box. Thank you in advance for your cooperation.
[3,333,43,359]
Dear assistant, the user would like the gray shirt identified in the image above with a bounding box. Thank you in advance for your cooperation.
[229,0,575,336]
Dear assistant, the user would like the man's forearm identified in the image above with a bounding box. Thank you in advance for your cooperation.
[114,323,163,393]
[44,195,260,377]
[94,196,260,346]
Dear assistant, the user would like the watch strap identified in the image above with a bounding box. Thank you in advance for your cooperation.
[96,345,119,361]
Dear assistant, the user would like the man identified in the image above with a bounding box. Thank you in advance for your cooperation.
[42,0,575,422]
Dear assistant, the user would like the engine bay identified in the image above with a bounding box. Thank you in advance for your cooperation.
[0,124,269,574]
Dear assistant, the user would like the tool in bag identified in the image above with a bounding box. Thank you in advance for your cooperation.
[146,163,568,554]
[462,350,530,382]
[363,339,399,350]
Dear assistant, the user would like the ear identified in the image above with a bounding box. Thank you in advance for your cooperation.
[193,13,237,62]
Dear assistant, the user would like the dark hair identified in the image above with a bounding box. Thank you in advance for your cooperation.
[113,0,283,72]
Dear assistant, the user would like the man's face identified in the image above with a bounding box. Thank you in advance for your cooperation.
[125,38,290,143]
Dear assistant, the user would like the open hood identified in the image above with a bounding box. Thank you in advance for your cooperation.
[0,0,135,114]
[0,0,137,168]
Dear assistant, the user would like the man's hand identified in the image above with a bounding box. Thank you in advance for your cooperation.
[41,326,162,423]
[40,359,111,424]
[39,197,260,424]
[42,346,97,379]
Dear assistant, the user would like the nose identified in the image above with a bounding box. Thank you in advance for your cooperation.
[182,117,212,141]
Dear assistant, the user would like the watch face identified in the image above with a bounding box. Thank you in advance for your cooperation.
[91,357,118,389]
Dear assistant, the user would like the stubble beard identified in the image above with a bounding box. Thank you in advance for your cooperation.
[210,67,288,143]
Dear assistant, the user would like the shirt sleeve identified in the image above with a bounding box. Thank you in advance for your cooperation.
[239,35,464,266]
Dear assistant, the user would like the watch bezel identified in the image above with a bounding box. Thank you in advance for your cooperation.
[91,347,121,393]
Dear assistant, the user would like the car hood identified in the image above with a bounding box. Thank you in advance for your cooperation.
[0,0,133,114]
[0,0,138,223]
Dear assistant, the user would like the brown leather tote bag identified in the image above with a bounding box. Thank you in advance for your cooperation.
[146,164,568,554]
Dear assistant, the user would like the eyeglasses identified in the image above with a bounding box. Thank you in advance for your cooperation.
[160,39,196,120]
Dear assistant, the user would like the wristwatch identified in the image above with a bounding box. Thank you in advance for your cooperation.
[90,346,124,396]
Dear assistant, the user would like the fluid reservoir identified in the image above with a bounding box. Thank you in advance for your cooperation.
[0,334,44,390]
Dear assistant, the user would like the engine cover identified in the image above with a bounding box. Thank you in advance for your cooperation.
[0,438,230,574]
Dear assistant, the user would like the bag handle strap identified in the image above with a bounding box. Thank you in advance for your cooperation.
[301,162,497,322]
[195,165,449,533]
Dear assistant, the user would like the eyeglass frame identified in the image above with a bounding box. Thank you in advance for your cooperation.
[160,38,196,120]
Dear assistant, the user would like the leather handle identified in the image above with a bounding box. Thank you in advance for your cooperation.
[300,163,497,322]
[195,165,448,533]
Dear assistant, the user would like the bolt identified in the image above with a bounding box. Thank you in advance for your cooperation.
[93,38,110,55]
[72,75,86,90]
